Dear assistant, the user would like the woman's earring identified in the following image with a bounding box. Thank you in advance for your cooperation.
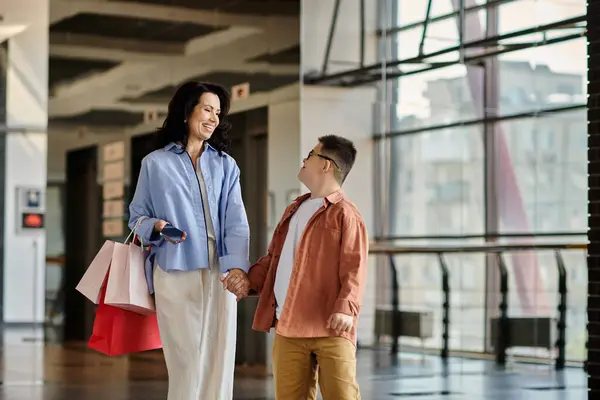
[184,119,187,123]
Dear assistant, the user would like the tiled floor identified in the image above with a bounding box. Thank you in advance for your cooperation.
[0,328,587,399]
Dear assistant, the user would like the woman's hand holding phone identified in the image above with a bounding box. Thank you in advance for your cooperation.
[154,220,168,232]
[155,220,187,244]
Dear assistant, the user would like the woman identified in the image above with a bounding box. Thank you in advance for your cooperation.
[128,81,250,399]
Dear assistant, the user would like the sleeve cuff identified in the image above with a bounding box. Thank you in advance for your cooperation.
[333,299,361,316]
[247,265,263,294]
[248,280,261,295]
[219,254,250,274]
[136,217,164,246]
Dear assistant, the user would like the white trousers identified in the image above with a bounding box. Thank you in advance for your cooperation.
[154,265,237,400]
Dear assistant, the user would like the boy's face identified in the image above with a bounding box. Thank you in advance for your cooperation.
[298,143,336,187]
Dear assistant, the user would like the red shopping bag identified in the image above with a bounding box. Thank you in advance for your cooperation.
[88,275,162,356]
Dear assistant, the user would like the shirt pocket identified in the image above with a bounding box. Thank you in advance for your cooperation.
[312,216,342,234]
[303,227,342,289]
[306,223,342,260]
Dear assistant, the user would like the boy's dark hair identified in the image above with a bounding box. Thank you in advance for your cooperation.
[318,135,357,183]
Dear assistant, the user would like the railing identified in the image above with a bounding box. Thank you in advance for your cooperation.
[369,242,587,370]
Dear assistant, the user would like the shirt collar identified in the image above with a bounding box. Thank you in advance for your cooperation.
[164,141,217,153]
[294,189,345,205]
[324,189,345,204]
[164,142,179,151]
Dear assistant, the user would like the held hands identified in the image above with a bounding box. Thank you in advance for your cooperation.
[327,313,354,333]
[220,269,250,301]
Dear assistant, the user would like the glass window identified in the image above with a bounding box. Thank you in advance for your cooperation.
[498,0,585,37]
[393,64,484,129]
[389,126,484,237]
[385,0,586,361]
[496,109,586,233]
[497,39,586,116]
[394,252,487,352]
[397,0,488,56]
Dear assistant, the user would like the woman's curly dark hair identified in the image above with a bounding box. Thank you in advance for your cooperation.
[155,81,232,155]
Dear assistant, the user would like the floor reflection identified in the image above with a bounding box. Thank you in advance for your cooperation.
[0,328,587,399]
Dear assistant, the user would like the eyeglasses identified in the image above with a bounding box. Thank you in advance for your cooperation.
[307,150,340,170]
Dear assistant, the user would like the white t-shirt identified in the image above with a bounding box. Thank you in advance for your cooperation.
[274,197,323,319]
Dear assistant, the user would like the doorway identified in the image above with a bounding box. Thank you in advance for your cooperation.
[63,146,101,341]
[228,108,269,365]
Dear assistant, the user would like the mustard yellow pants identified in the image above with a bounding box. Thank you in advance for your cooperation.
[272,334,361,400]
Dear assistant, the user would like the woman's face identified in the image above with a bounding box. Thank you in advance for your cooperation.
[187,92,221,141]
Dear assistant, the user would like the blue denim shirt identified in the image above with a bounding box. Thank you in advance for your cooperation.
[128,142,250,294]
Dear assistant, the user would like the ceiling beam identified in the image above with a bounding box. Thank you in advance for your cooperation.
[224,63,299,75]
[49,21,299,117]
[79,102,168,113]
[50,37,301,73]
[49,4,79,24]
[229,82,299,114]
[50,32,184,56]
[50,0,298,28]
[50,27,256,99]
[50,42,180,63]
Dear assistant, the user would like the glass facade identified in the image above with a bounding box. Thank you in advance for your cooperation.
[379,0,586,360]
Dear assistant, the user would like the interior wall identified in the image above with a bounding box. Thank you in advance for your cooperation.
[2,0,49,323]
[4,133,48,323]
[261,90,300,370]
[267,98,302,227]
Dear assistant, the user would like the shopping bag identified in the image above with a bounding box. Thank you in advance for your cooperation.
[104,239,155,315]
[75,240,115,304]
[88,281,162,356]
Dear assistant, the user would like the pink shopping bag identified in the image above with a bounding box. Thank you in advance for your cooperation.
[75,240,115,304]
[104,239,155,315]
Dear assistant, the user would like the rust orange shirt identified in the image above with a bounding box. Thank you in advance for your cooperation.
[248,189,369,345]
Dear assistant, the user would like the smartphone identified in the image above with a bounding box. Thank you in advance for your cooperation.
[160,224,185,244]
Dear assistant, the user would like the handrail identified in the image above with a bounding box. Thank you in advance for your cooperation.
[373,231,586,241]
[46,256,65,265]
[369,242,587,254]
[370,241,586,369]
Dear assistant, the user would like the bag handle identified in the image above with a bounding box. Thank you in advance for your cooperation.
[125,216,148,246]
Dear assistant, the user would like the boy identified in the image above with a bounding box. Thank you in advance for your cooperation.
[223,135,368,400]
